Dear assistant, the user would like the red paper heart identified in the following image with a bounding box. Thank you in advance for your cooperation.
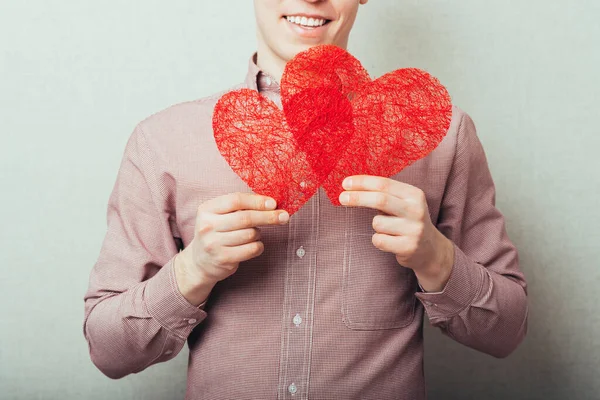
[213,45,452,215]
[281,45,370,107]
[213,86,352,215]
[284,85,355,182]
[279,45,452,205]
[324,67,452,205]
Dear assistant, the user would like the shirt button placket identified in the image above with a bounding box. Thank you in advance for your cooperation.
[289,244,305,395]
[279,197,315,399]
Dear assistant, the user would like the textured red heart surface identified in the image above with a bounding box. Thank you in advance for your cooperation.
[213,45,452,215]
[213,85,353,215]
[280,45,453,206]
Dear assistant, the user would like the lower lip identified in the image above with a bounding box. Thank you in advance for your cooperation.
[283,17,330,38]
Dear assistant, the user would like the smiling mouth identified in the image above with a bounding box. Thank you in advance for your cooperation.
[284,15,332,29]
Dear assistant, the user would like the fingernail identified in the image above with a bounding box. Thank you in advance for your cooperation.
[340,193,349,204]
[342,178,352,189]
[265,199,276,209]
[279,212,289,223]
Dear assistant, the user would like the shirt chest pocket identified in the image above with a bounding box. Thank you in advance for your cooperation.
[342,207,418,330]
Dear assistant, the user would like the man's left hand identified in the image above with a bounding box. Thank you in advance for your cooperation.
[339,175,455,292]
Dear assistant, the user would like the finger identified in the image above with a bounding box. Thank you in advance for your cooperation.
[372,233,413,254]
[215,209,289,232]
[218,228,261,246]
[372,215,421,236]
[203,192,278,214]
[342,175,422,201]
[222,241,265,263]
[339,190,410,217]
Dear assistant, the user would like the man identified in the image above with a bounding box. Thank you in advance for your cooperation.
[83,0,528,399]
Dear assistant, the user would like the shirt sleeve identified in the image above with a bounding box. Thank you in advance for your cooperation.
[415,110,529,358]
[83,124,207,379]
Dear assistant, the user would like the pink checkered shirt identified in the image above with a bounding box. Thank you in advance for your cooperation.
[83,53,528,399]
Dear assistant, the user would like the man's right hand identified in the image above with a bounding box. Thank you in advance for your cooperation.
[174,192,290,306]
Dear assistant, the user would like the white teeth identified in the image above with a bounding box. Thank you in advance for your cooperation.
[286,15,327,27]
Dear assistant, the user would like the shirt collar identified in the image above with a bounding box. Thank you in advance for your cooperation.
[245,52,280,93]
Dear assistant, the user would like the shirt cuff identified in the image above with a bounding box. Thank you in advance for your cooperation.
[145,255,208,339]
[415,241,486,319]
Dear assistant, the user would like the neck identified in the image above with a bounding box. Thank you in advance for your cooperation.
[255,43,287,84]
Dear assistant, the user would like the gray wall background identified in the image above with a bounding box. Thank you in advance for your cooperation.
[1,1,599,399]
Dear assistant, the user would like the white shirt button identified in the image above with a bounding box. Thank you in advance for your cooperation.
[299,181,306,188]
[265,76,272,86]
[293,314,302,326]
[288,383,297,394]
[187,318,197,324]
[296,247,306,258]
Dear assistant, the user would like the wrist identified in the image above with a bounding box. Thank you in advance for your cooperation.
[174,250,217,306]
[416,235,454,292]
